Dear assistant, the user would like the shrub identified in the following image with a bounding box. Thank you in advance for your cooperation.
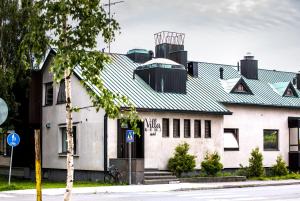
[167,142,196,177]
[271,155,288,176]
[235,164,249,177]
[201,152,223,176]
[248,147,265,177]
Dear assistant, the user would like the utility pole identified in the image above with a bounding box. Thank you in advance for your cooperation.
[103,0,124,53]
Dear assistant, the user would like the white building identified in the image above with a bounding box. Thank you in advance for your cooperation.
[31,32,300,182]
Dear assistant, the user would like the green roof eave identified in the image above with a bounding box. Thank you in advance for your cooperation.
[121,107,233,115]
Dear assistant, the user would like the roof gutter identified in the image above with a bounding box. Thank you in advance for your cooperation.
[121,107,232,115]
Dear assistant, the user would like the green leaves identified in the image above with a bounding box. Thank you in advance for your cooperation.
[20,0,139,134]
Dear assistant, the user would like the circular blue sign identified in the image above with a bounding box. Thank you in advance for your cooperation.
[7,133,20,147]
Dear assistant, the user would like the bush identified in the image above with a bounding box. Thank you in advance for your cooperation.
[235,164,249,177]
[167,142,196,177]
[271,155,288,176]
[248,147,265,177]
[201,152,223,176]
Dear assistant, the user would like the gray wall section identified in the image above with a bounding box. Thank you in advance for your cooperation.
[42,168,105,182]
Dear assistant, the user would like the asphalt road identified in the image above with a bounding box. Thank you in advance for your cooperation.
[1,184,300,201]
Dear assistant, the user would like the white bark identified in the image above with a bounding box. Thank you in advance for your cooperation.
[63,68,74,201]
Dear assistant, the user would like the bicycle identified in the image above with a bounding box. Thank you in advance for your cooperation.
[104,165,121,183]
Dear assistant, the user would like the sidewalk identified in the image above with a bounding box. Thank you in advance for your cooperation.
[2,180,300,195]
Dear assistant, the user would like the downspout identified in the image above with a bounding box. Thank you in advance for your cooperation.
[104,113,108,172]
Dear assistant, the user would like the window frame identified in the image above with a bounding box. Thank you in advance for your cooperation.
[204,120,211,138]
[162,118,169,138]
[194,120,201,138]
[60,126,77,155]
[263,129,279,151]
[184,119,191,138]
[57,80,66,104]
[44,82,54,106]
[224,128,239,151]
[173,119,180,138]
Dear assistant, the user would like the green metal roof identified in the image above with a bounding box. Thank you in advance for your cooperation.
[198,62,300,108]
[73,54,300,113]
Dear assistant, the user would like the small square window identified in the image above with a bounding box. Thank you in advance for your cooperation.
[205,120,211,138]
[45,83,53,106]
[162,118,169,137]
[184,119,191,138]
[173,119,180,138]
[60,126,77,154]
[194,120,201,138]
[264,129,279,151]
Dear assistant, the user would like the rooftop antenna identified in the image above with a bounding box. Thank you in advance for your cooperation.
[103,0,125,53]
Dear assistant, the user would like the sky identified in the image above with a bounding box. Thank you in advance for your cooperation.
[101,0,300,72]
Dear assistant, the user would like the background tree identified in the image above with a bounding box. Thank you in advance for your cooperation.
[0,0,30,129]
[20,1,139,201]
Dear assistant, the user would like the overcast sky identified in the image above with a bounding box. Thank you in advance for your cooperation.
[101,0,300,72]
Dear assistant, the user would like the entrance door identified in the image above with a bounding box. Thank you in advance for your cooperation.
[117,120,144,158]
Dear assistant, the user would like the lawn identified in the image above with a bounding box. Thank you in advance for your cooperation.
[0,176,116,192]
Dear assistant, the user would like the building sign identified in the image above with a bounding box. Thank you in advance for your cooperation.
[144,118,161,136]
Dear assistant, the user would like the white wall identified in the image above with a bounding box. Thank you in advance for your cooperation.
[138,112,224,170]
[223,104,300,168]
[42,66,105,171]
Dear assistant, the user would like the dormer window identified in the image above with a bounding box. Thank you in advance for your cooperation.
[270,82,299,98]
[230,79,252,94]
[283,85,298,98]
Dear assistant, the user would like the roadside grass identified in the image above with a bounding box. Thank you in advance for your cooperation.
[0,176,118,192]
[249,172,300,181]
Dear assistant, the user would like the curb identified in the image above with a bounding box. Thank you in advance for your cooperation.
[173,181,300,192]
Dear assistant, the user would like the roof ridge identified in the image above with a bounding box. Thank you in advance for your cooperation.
[258,68,296,74]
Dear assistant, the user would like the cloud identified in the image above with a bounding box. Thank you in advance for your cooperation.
[101,0,300,71]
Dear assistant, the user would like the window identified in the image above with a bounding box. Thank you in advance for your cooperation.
[205,120,211,138]
[194,120,201,138]
[57,80,66,104]
[162,118,169,137]
[264,129,279,151]
[173,119,180,138]
[45,82,53,106]
[184,119,191,138]
[224,129,239,151]
[231,79,252,94]
[283,85,298,97]
[60,126,77,154]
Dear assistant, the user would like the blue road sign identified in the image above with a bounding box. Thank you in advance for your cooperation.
[126,130,134,143]
[7,133,20,147]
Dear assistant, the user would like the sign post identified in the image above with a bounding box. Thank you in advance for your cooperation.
[7,132,20,185]
[126,130,134,185]
[35,129,42,201]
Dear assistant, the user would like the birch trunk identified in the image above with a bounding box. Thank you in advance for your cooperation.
[64,68,74,201]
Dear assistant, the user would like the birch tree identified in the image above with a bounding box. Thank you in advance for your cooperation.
[20,1,139,200]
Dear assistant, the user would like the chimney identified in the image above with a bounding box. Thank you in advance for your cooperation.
[154,31,187,67]
[219,68,224,79]
[187,62,198,78]
[297,73,300,90]
[240,53,258,80]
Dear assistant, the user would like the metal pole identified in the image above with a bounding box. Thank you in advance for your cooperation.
[128,142,131,185]
[8,146,13,185]
[35,129,42,201]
